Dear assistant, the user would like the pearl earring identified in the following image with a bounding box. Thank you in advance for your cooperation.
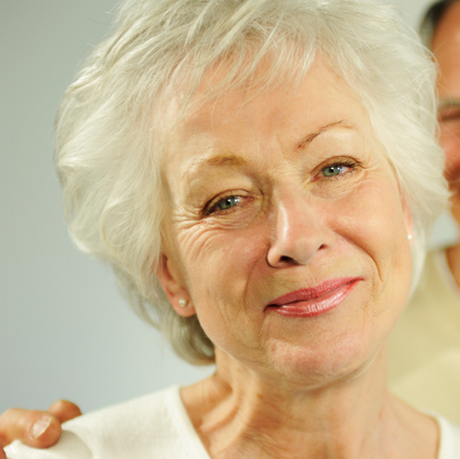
[408,234,412,240]
[179,299,188,308]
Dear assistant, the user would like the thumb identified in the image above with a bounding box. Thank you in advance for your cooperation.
[0,409,61,449]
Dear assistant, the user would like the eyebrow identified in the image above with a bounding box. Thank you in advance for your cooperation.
[204,153,248,167]
[297,120,344,149]
[438,99,460,111]
[188,120,346,175]
[184,152,248,183]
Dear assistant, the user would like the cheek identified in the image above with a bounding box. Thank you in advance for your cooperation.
[331,177,412,305]
[176,224,270,358]
[338,176,408,244]
[176,222,268,304]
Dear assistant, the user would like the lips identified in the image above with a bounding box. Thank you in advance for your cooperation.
[265,278,362,318]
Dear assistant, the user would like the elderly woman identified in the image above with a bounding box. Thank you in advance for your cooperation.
[5,0,460,457]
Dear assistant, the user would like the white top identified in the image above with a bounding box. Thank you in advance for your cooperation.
[5,386,460,458]
[6,386,210,459]
[438,415,460,459]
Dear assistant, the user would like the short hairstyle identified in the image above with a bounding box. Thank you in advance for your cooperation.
[420,0,460,46]
[55,0,449,365]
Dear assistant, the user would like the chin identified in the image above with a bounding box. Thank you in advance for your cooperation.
[267,332,382,389]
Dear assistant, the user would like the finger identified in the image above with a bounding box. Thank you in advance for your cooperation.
[0,408,61,449]
[47,400,81,424]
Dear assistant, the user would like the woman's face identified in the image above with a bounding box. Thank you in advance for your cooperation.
[158,57,413,386]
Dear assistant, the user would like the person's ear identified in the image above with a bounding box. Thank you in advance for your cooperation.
[402,193,414,247]
[156,254,196,317]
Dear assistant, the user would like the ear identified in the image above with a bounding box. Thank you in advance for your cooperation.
[401,193,414,247]
[156,254,196,317]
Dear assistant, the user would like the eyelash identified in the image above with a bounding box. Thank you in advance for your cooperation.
[315,158,358,181]
[203,194,246,216]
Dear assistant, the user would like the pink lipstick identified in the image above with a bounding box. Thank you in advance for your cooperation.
[266,278,361,318]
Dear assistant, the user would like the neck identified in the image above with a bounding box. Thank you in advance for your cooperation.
[181,347,437,459]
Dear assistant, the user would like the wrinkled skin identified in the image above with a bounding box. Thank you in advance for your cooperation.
[153,57,431,458]
[158,56,413,389]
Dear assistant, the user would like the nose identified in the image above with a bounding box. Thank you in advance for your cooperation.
[266,194,333,268]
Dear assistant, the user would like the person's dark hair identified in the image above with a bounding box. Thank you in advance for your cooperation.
[420,0,460,45]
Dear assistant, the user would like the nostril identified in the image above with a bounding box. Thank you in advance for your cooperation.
[279,255,297,264]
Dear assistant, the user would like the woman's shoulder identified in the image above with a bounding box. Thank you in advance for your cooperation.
[4,386,209,459]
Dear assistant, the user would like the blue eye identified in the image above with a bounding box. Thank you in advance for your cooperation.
[322,165,345,177]
[216,196,241,211]
[204,194,246,216]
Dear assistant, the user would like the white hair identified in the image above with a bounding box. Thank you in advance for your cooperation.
[55,0,449,365]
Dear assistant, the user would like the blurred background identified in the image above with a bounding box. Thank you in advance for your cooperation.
[0,0,456,413]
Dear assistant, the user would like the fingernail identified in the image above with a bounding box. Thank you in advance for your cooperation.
[31,417,51,440]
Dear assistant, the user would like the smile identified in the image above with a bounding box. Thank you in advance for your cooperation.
[265,278,362,318]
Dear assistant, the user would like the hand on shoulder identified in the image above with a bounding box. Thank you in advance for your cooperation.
[0,401,81,455]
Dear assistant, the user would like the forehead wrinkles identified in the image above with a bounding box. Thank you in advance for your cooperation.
[166,52,326,136]
[162,54,353,148]
[161,55,381,184]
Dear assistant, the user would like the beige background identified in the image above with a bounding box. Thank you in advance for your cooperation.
[0,0,453,413]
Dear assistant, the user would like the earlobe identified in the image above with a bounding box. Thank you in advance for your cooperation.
[156,254,196,317]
